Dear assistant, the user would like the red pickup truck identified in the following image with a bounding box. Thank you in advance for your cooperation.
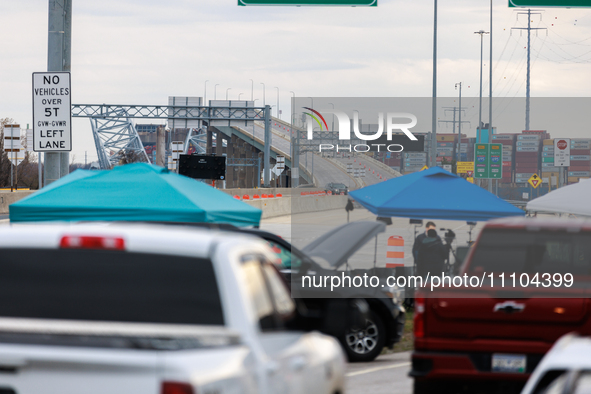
[410,217,591,394]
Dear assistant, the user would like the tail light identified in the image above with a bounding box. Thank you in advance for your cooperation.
[60,236,125,250]
[413,295,425,338]
[161,382,195,394]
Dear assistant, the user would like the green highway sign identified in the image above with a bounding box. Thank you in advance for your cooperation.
[239,0,377,5]
[509,0,591,7]
[474,143,503,179]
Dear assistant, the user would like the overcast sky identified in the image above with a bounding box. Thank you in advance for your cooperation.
[2,0,591,162]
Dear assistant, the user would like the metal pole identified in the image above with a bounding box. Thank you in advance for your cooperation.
[290,91,298,188]
[10,126,14,192]
[204,80,208,104]
[488,0,493,192]
[226,88,231,100]
[250,79,254,101]
[525,8,531,132]
[45,0,71,186]
[214,84,219,100]
[456,82,462,163]
[431,0,438,168]
[475,30,488,141]
[263,105,271,187]
[260,83,266,106]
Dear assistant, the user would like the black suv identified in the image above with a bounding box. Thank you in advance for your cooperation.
[325,182,348,195]
[241,222,406,362]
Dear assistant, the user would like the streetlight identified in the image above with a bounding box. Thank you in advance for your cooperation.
[249,79,254,101]
[275,87,280,119]
[475,30,489,143]
[204,80,208,105]
[260,83,266,106]
[214,84,219,100]
[455,82,462,163]
[226,88,232,100]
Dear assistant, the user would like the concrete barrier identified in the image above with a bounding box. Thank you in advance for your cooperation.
[0,191,35,214]
[243,195,348,219]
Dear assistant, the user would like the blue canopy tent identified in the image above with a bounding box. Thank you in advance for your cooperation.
[349,167,524,221]
[10,163,262,227]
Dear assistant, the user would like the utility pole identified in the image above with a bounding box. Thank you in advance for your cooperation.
[475,30,489,140]
[431,0,438,168]
[455,83,463,163]
[488,0,493,192]
[439,106,469,161]
[45,0,72,187]
[512,9,546,131]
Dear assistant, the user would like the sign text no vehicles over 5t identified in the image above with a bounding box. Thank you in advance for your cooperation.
[32,72,72,152]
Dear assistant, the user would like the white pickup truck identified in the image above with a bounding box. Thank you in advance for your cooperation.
[0,224,346,394]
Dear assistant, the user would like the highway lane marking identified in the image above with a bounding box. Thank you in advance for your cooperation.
[346,361,411,377]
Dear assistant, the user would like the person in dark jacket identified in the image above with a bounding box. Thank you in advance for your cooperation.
[412,221,437,262]
[415,228,447,279]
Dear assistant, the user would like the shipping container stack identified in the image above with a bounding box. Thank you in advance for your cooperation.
[540,139,560,188]
[568,138,591,183]
[459,137,476,162]
[514,132,544,185]
[403,152,428,173]
[379,152,403,173]
[436,134,459,166]
[492,134,515,183]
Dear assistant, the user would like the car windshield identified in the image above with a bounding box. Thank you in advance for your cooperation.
[0,249,225,325]
[333,183,346,188]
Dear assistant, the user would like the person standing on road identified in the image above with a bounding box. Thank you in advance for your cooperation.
[412,221,437,263]
[414,224,447,279]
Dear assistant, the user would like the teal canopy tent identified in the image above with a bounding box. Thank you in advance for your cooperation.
[9,163,262,227]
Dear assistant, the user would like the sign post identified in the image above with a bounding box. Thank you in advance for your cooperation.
[32,72,72,153]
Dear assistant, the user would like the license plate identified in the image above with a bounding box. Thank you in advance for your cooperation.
[492,354,526,373]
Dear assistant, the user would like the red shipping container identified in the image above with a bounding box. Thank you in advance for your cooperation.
[569,165,591,171]
[515,166,539,172]
[515,157,539,163]
[571,149,591,155]
[515,153,539,158]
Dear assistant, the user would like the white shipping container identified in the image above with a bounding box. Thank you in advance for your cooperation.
[516,141,540,147]
[517,135,540,141]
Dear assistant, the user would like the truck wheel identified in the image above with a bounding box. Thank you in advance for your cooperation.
[341,310,386,362]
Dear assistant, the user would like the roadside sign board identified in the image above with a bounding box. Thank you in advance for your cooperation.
[474,143,502,179]
[239,0,376,5]
[456,161,474,174]
[171,141,184,160]
[420,165,429,171]
[528,174,542,189]
[442,164,452,173]
[554,138,571,167]
[509,0,591,7]
[276,155,285,170]
[32,72,72,152]
[3,125,21,153]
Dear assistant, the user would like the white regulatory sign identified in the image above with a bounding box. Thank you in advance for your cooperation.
[32,72,72,152]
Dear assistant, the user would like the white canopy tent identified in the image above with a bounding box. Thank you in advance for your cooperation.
[526,179,591,217]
